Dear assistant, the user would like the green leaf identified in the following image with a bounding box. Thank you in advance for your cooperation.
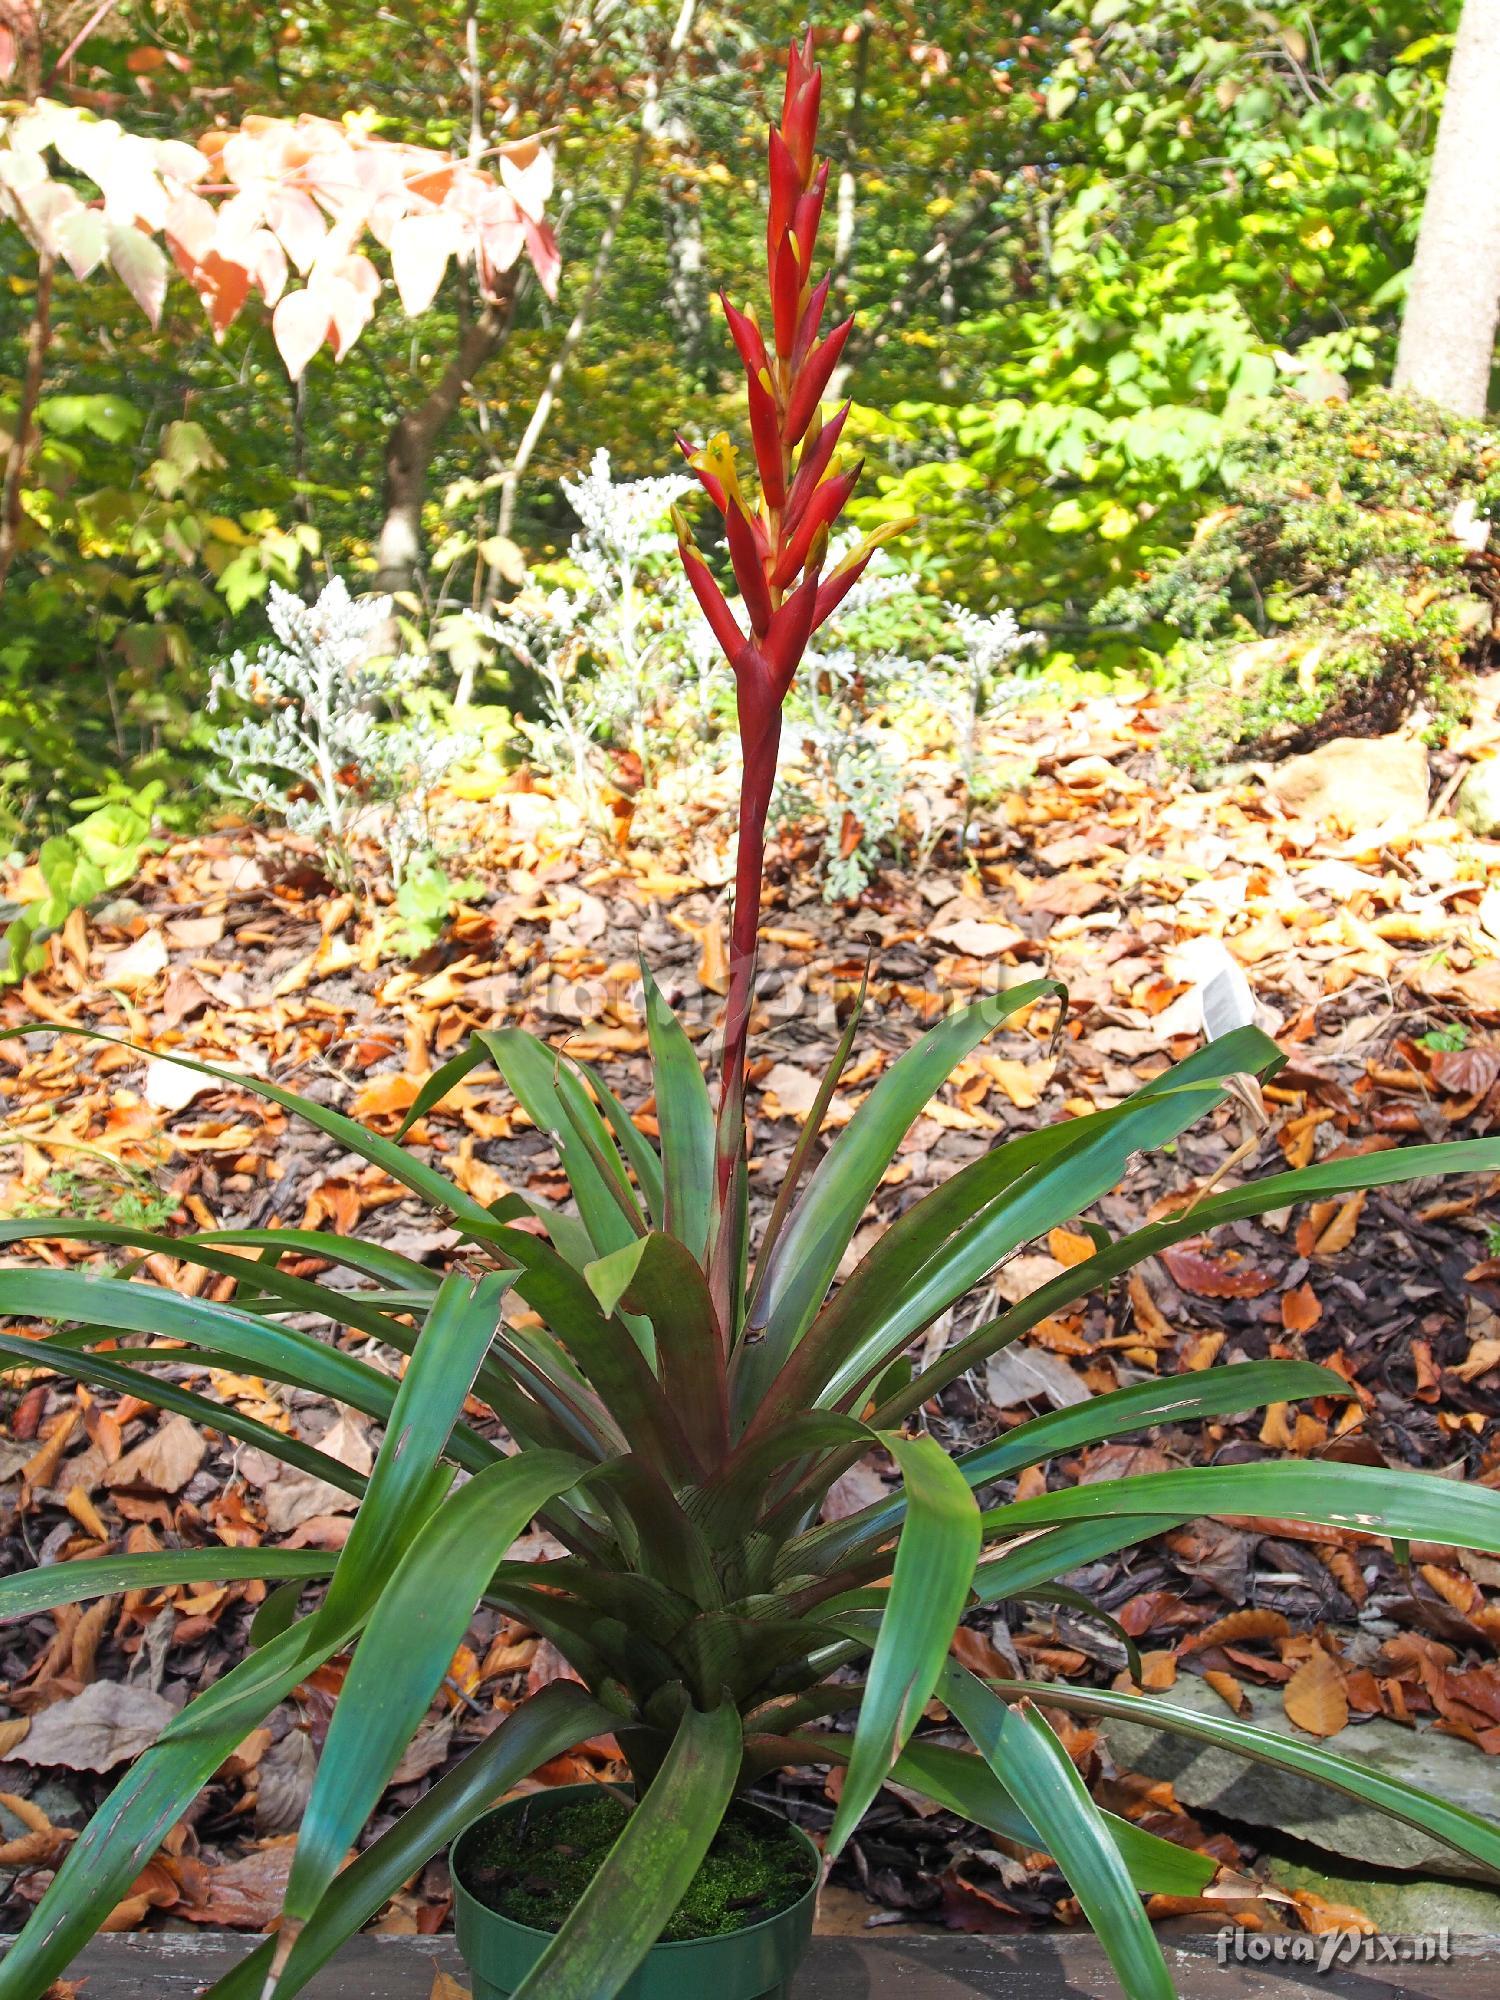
[0,1025,502,1243]
[200,1684,615,2000]
[970,1517,1183,1603]
[511,1700,743,2000]
[982,1459,1500,1555]
[0,1547,334,1623]
[745,967,868,1323]
[944,1667,1173,2000]
[958,1360,1346,1488]
[0,1329,370,1499]
[585,1231,728,1455]
[742,980,1058,1390]
[0,1271,401,1428]
[642,965,714,1261]
[987,1679,1500,1880]
[317,1272,512,1633]
[479,1028,643,1259]
[0,1615,350,1999]
[574,1057,666,1227]
[813,1361,1344,1565]
[828,1434,981,1857]
[888,1133,1500,1426]
[889,1737,1212,1896]
[280,1448,586,1936]
[814,1025,1282,1412]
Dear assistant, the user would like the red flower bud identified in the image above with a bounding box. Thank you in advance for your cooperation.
[790,272,831,376]
[677,433,726,513]
[791,162,828,281]
[745,367,787,508]
[677,534,746,662]
[725,500,773,636]
[785,313,853,443]
[784,400,851,532]
[811,555,869,630]
[764,564,822,697]
[772,459,861,589]
[770,230,804,362]
[720,292,768,379]
[782,71,821,185]
[767,127,800,266]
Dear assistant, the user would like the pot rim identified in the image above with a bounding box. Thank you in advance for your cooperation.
[450,1780,822,1952]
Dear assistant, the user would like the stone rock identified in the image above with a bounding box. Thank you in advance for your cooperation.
[1266,734,1430,834]
[1269,1853,1500,1937]
[1455,758,1500,838]
[1095,1675,1500,1879]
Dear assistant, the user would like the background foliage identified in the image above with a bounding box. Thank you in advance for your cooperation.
[0,0,1470,842]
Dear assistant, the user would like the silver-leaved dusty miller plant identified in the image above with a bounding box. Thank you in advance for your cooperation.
[209,579,469,889]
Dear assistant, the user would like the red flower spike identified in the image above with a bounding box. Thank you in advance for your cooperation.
[783,71,822,185]
[746,369,787,508]
[784,400,851,530]
[791,272,831,377]
[725,501,774,636]
[792,164,828,280]
[782,30,813,124]
[676,532,747,663]
[811,556,868,631]
[672,32,912,1233]
[772,459,862,589]
[785,313,853,443]
[676,433,727,514]
[767,128,801,263]
[764,564,821,695]
[720,292,768,380]
[770,228,804,361]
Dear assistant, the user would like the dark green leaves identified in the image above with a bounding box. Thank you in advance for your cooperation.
[944,1666,1173,2000]
[828,1434,980,1856]
[279,1449,586,1941]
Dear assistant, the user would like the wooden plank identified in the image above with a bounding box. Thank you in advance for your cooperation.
[4,1929,1498,1996]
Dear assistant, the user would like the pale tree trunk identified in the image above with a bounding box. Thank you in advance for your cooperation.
[372,14,511,600]
[372,293,515,597]
[826,10,872,406]
[1394,0,1500,416]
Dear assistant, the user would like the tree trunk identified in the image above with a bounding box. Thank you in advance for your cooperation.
[0,249,54,603]
[1393,0,1500,416]
[372,293,514,598]
[485,0,701,575]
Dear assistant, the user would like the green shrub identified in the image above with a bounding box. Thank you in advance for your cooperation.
[1099,391,1500,769]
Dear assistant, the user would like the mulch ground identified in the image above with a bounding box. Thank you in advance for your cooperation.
[2,686,1499,1945]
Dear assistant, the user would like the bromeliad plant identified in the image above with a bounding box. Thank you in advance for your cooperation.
[5,34,1500,2000]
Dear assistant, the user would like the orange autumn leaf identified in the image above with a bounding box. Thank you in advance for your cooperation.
[1312,1191,1365,1257]
[349,1072,423,1120]
[1047,1226,1096,1267]
[1203,1669,1247,1714]
[1283,1647,1349,1737]
[1280,1281,1321,1333]
[1183,1608,1291,1653]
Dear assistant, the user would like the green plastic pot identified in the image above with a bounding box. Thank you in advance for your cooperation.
[451,1783,820,1999]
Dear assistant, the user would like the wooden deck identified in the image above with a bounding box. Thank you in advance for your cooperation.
[11,1928,1497,1997]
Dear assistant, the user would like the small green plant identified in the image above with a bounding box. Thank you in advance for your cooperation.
[1420,1022,1470,1053]
[0,786,159,982]
[8,1162,178,1234]
[4,40,1500,2000]
[1100,391,1500,769]
[208,578,472,929]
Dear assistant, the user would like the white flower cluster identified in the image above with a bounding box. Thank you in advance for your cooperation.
[209,579,467,887]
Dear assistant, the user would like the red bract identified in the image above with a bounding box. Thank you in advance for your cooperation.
[674,31,910,1289]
